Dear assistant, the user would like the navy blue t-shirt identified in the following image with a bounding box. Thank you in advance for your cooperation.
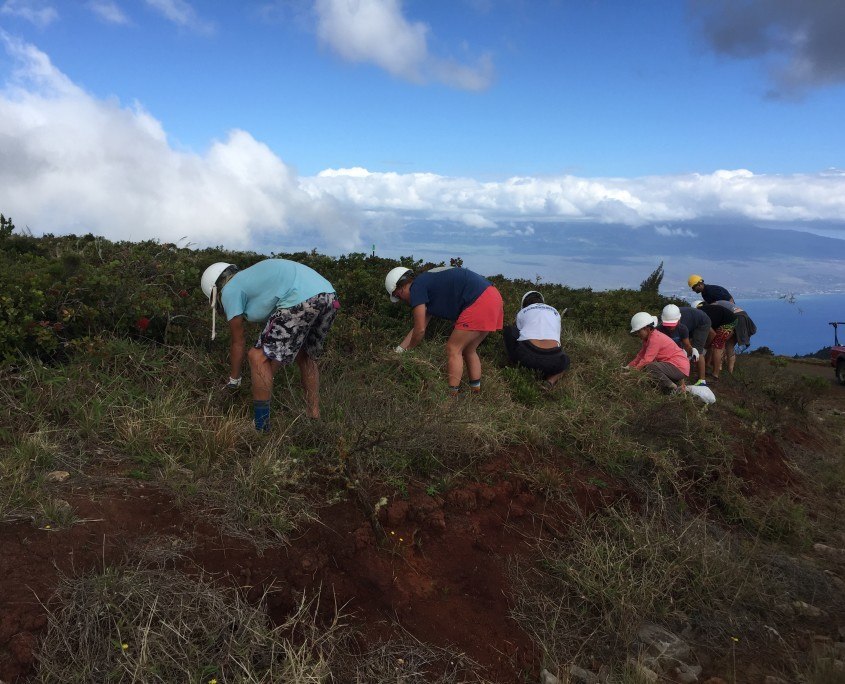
[409,268,491,321]
[702,283,733,304]
[656,322,690,349]
[679,306,710,333]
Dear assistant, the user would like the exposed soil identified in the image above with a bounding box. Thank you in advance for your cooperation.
[0,452,625,683]
[2,362,840,682]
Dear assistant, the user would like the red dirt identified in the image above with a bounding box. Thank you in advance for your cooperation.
[734,433,795,493]
[0,454,627,683]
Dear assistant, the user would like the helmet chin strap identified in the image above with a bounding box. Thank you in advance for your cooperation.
[210,285,218,340]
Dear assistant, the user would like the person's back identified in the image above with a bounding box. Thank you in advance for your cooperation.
[222,259,334,323]
[679,306,710,332]
[409,268,491,321]
[702,283,733,304]
[700,304,737,328]
[516,303,561,344]
[503,291,569,387]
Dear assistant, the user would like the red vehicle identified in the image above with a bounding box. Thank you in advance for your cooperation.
[830,322,845,385]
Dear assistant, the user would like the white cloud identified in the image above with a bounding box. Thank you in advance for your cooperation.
[654,225,698,237]
[143,0,213,34]
[0,35,358,249]
[314,0,493,90]
[88,0,129,25]
[1,37,844,260]
[0,0,57,27]
[308,167,845,227]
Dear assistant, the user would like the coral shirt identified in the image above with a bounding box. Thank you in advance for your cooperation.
[628,329,690,375]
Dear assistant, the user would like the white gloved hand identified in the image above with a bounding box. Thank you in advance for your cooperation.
[690,348,700,362]
[394,345,406,354]
[225,376,242,390]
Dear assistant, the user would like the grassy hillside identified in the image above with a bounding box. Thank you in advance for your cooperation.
[1,231,844,683]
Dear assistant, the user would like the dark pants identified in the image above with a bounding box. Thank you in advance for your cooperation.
[644,361,687,392]
[503,325,570,379]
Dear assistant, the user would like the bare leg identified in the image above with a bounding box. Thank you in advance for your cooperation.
[696,353,706,380]
[710,347,724,378]
[248,347,281,401]
[296,349,320,419]
[445,329,487,387]
[726,337,736,374]
[704,329,716,375]
[462,331,488,380]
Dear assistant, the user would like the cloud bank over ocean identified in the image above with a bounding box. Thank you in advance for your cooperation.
[1,34,844,293]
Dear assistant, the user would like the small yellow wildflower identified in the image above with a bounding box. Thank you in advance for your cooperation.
[121,643,129,651]
[209,679,218,684]
[44,524,51,530]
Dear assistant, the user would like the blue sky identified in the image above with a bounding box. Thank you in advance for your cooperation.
[1,0,845,293]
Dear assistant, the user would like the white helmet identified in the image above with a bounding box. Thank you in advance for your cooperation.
[201,262,236,300]
[385,266,412,303]
[521,290,544,308]
[630,311,657,334]
[661,304,681,323]
[693,300,705,309]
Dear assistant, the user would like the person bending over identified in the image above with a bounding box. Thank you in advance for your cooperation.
[688,274,734,304]
[696,302,737,381]
[503,290,571,389]
[201,259,338,431]
[659,304,707,384]
[386,265,503,396]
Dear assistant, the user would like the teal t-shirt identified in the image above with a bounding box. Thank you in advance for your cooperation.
[220,259,335,322]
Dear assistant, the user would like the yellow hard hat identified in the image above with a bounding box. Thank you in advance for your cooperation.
[687,274,704,288]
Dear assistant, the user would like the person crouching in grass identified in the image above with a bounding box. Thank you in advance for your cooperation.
[201,259,339,432]
[627,311,690,392]
[503,290,570,389]
[658,304,705,383]
[386,265,503,396]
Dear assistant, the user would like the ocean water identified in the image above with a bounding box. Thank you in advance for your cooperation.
[736,293,845,356]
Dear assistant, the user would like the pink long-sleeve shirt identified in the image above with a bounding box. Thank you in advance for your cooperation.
[628,329,690,375]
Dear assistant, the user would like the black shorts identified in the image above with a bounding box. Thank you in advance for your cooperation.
[503,325,570,378]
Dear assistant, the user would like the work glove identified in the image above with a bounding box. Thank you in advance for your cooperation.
[690,348,700,362]
[394,345,406,354]
[224,376,242,390]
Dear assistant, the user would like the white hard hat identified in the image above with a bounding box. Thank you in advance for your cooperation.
[693,300,705,309]
[521,290,544,307]
[661,304,681,323]
[385,267,412,303]
[201,262,235,300]
[630,311,658,334]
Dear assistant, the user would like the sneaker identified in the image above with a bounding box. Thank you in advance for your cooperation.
[693,379,707,386]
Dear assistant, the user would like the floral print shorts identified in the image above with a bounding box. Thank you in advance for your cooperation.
[256,292,339,364]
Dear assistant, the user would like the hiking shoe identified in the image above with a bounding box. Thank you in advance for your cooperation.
[693,379,707,386]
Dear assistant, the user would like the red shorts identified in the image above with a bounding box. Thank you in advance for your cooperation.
[710,325,735,350]
[455,286,504,332]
